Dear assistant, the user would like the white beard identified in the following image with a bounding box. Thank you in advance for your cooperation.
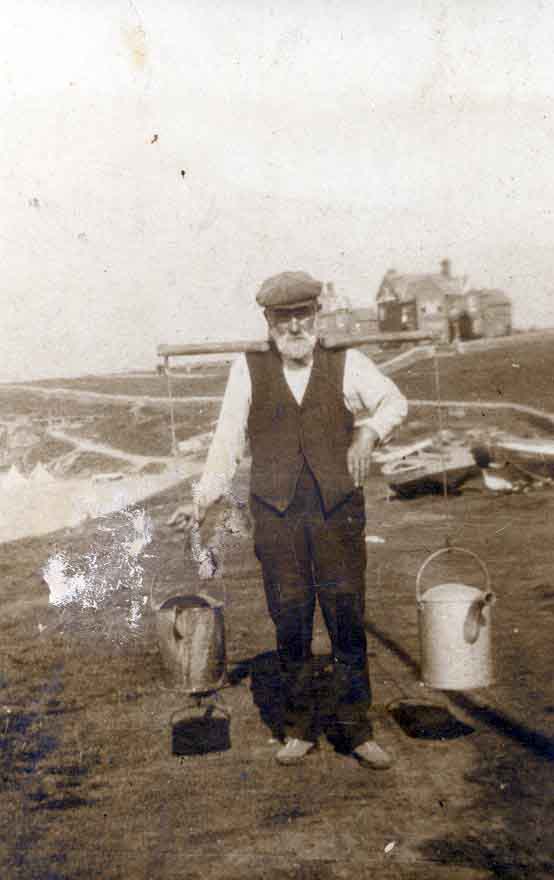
[273,332,317,365]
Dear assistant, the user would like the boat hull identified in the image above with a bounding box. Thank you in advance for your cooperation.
[475,437,554,480]
[382,448,478,498]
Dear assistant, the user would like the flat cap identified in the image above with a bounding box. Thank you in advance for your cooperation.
[256,271,322,310]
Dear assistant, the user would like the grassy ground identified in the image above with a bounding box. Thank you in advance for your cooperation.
[62,401,220,457]
[15,333,554,414]
[4,334,553,465]
[24,369,229,399]
[1,335,554,879]
[397,335,554,413]
[0,390,219,465]
[1,473,553,879]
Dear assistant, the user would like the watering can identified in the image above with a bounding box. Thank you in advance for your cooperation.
[156,593,231,756]
[416,547,496,690]
[155,593,227,695]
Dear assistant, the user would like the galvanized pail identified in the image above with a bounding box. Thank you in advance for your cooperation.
[416,548,496,690]
[155,593,227,694]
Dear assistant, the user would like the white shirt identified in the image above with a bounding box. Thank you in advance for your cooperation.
[197,348,408,504]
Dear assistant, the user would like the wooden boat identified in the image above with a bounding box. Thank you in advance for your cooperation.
[473,435,554,481]
[380,443,478,498]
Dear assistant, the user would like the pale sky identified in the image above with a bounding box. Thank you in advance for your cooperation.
[3,0,554,380]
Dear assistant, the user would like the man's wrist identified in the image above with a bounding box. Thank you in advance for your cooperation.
[195,473,228,508]
[356,424,380,447]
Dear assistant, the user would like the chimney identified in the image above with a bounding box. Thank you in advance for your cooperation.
[440,259,451,279]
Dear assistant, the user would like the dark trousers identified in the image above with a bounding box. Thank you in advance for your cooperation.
[251,465,372,749]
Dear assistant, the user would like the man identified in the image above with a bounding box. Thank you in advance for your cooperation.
[171,271,408,767]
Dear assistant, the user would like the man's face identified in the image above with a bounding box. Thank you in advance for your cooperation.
[266,305,318,363]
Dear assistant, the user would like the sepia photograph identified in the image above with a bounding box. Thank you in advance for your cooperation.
[2,2,554,878]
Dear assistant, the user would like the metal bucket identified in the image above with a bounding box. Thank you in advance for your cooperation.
[155,593,227,694]
[416,548,496,690]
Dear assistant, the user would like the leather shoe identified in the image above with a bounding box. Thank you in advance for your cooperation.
[353,740,394,770]
[275,738,316,766]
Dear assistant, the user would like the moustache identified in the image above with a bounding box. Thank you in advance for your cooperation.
[275,332,317,363]
[281,332,313,343]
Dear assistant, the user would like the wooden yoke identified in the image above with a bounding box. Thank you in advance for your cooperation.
[157,329,435,364]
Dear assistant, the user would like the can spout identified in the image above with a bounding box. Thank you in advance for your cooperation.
[463,591,496,644]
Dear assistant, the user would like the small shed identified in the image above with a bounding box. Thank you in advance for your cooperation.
[318,306,351,337]
[348,306,379,337]
[460,289,512,339]
[318,306,378,338]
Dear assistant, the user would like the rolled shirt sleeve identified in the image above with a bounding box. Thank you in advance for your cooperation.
[343,348,408,442]
[195,354,251,505]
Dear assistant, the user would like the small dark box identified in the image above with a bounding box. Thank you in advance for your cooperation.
[171,706,231,756]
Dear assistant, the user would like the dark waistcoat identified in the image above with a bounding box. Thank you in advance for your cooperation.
[246,344,355,513]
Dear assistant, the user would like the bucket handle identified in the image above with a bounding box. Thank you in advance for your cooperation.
[169,692,231,727]
[416,547,492,605]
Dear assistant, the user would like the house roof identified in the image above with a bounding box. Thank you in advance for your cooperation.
[467,288,511,307]
[378,272,465,303]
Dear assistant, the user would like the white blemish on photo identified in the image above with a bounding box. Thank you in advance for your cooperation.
[42,508,153,630]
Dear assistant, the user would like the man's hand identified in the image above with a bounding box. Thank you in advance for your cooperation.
[166,494,211,531]
[166,504,195,531]
[347,425,380,487]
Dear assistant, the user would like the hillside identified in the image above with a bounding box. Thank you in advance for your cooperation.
[396,335,554,413]
[3,335,554,490]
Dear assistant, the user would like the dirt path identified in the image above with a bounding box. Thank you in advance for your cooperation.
[409,397,554,427]
[47,427,175,469]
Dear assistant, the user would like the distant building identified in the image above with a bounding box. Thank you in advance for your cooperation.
[376,260,465,341]
[318,282,378,343]
[348,306,379,338]
[375,260,511,342]
[459,289,512,339]
[318,281,350,314]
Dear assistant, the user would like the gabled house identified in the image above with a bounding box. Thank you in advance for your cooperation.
[376,260,466,341]
[376,260,513,342]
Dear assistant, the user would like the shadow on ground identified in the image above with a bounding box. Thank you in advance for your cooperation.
[229,650,358,745]
[365,619,554,878]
